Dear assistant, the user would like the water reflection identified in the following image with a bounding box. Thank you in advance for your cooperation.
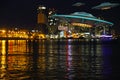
[0,40,8,79]
[0,39,115,80]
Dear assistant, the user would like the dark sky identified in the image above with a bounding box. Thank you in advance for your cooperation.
[0,0,120,32]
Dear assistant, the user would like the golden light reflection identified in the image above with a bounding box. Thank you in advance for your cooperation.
[1,40,6,55]
[0,56,7,79]
[8,55,29,71]
[8,40,27,54]
[39,40,45,54]
[1,30,6,33]
[0,40,7,79]
[1,56,6,69]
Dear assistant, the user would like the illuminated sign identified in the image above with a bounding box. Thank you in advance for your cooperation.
[58,26,68,31]
[71,23,92,28]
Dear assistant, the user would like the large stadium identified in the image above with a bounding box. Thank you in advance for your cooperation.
[52,12,113,39]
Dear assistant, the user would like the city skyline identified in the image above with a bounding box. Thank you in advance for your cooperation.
[0,0,120,33]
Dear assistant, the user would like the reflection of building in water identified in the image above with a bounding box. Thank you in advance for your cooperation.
[0,40,8,79]
[80,43,103,79]
[0,55,8,79]
[0,40,31,79]
[8,40,27,54]
[7,55,29,71]
[45,40,58,71]
[7,55,31,79]
[1,40,6,55]
[65,40,74,79]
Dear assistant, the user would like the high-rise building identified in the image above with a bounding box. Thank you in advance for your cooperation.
[48,8,58,34]
[37,5,48,34]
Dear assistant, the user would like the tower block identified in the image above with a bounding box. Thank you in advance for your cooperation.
[37,5,48,34]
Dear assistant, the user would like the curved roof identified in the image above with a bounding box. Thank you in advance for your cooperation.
[71,12,96,18]
[52,12,114,26]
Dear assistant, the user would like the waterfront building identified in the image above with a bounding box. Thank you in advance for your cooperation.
[52,12,114,39]
[37,5,48,34]
[48,8,58,38]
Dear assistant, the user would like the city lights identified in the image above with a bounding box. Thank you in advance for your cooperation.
[71,23,92,28]
[0,4,116,40]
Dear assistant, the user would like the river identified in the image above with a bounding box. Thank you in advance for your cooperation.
[0,39,120,80]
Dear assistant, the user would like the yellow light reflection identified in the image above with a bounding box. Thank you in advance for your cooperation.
[1,56,6,69]
[1,30,6,33]
[0,56,7,79]
[8,40,27,54]
[2,40,6,55]
[0,40,7,79]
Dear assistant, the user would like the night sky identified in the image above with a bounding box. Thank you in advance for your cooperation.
[0,0,120,32]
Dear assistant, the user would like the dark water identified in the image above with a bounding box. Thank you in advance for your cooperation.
[0,39,120,80]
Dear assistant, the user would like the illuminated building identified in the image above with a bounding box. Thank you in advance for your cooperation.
[52,12,114,39]
[48,8,58,33]
[37,5,48,34]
